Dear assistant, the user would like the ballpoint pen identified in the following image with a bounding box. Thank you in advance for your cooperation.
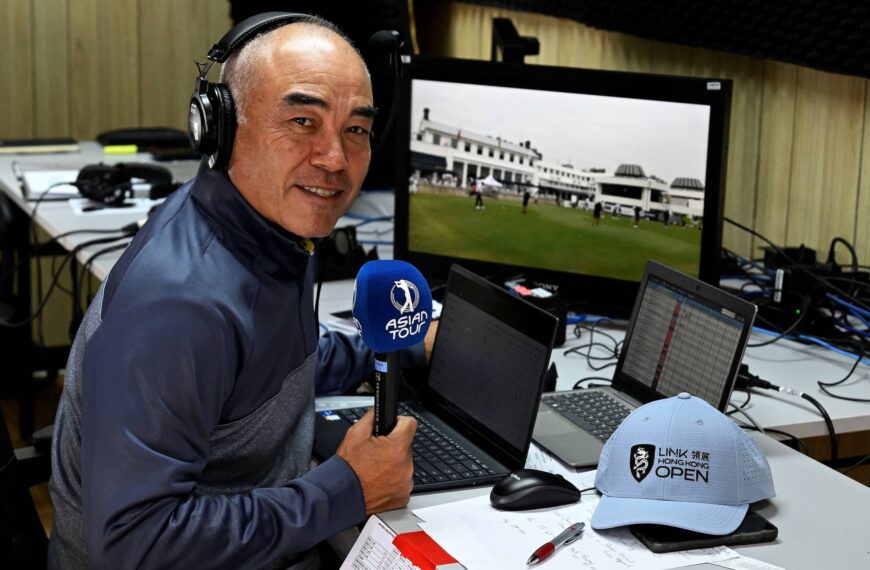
[526,522,585,566]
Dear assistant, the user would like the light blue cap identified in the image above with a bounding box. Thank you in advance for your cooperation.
[591,393,775,535]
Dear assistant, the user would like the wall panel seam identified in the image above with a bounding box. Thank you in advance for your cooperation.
[853,84,868,248]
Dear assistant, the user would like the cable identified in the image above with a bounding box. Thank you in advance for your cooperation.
[746,293,810,348]
[739,425,808,454]
[565,318,621,371]
[728,403,765,434]
[827,293,870,319]
[736,366,838,461]
[0,234,132,328]
[572,377,613,389]
[816,344,870,402]
[726,388,752,414]
[29,182,76,348]
[839,454,870,476]
[73,242,130,324]
[724,217,870,312]
[827,237,859,273]
[750,326,870,364]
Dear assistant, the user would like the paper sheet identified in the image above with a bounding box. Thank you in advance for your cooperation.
[22,170,80,198]
[524,444,576,477]
[340,516,417,570]
[414,471,736,570]
[712,556,785,570]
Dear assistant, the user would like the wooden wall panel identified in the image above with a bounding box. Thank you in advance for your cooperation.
[600,31,658,74]
[754,62,799,250]
[786,69,865,257]
[855,92,870,264]
[713,54,765,258]
[552,16,602,70]
[33,0,71,137]
[440,3,493,61]
[139,0,213,130]
[69,0,139,139]
[207,1,234,45]
[0,0,34,138]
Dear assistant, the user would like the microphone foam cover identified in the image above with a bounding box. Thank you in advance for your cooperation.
[353,260,432,353]
[367,30,401,53]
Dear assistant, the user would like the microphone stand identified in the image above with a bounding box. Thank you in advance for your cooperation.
[373,352,400,435]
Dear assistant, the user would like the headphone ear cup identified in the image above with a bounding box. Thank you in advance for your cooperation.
[211,83,237,169]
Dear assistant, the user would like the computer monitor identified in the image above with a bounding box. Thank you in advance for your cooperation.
[393,56,731,316]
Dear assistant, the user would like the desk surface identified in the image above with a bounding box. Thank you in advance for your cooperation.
[0,143,394,280]
[4,146,870,568]
[0,142,199,280]
[316,279,870,442]
[377,433,870,569]
[3,145,869,440]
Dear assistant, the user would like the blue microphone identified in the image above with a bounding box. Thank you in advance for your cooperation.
[353,260,432,435]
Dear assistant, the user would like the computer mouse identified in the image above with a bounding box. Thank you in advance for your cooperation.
[489,469,581,511]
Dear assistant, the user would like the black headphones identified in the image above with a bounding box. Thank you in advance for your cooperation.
[188,12,308,170]
[76,163,180,206]
[188,12,404,170]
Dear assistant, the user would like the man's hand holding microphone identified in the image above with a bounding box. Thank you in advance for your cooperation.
[336,261,432,514]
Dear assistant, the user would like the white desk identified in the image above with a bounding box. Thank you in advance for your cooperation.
[315,278,870,446]
[0,143,199,280]
[3,146,870,568]
[3,146,868,445]
[375,433,870,570]
[0,143,394,280]
[555,322,870,441]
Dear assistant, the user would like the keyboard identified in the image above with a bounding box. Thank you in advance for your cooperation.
[542,391,633,441]
[334,405,500,486]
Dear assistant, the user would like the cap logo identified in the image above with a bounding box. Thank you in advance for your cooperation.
[390,279,420,314]
[630,444,655,482]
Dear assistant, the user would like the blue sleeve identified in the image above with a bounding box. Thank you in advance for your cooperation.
[315,330,426,396]
[80,299,365,569]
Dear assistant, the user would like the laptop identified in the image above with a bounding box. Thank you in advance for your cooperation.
[533,260,757,467]
[314,264,558,493]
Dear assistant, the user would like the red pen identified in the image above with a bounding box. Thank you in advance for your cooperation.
[526,522,585,566]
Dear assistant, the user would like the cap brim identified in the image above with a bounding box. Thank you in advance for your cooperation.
[591,495,748,535]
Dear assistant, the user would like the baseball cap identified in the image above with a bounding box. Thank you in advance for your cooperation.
[591,392,775,535]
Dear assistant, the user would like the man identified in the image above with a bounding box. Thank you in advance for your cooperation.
[522,189,531,214]
[49,17,422,569]
[593,201,602,226]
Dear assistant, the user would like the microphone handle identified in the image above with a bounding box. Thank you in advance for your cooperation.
[373,352,400,436]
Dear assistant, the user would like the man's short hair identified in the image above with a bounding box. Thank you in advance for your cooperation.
[219,15,366,124]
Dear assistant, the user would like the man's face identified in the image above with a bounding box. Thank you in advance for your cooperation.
[227,27,374,238]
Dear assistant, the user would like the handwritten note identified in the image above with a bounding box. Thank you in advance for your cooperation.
[340,516,417,570]
[414,471,736,570]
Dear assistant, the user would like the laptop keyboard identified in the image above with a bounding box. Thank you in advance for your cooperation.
[334,405,499,486]
[542,391,633,442]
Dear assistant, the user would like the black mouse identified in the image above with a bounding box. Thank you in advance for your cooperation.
[490,469,581,511]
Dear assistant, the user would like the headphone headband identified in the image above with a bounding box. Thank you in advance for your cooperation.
[189,12,308,169]
[206,11,308,63]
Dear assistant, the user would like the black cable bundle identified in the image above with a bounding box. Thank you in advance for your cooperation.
[723,219,870,404]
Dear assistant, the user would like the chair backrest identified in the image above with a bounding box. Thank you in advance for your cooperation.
[0,408,48,569]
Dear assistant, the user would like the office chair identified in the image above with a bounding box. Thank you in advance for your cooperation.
[0,407,50,569]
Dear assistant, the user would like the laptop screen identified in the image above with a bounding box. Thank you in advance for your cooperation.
[424,265,558,466]
[615,261,756,410]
